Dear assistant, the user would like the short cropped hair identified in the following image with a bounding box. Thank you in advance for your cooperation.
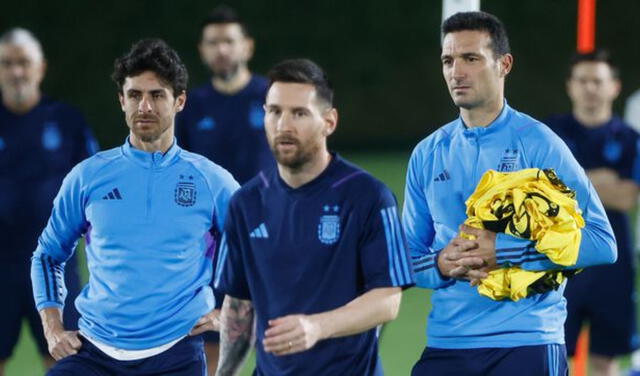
[267,59,333,107]
[200,5,250,38]
[111,38,188,96]
[568,49,619,79]
[442,11,511,57]
[0,28,44,62]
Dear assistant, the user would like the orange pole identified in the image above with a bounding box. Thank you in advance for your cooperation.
[577,0,596,53]
[573,327,589,376]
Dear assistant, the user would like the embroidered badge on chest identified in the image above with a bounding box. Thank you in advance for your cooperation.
[249,101,265,129]
[318,204,341,245]
[603,140,622,163]
[175,175,197,207]
[497,148,519,172]
[42,122,62,151]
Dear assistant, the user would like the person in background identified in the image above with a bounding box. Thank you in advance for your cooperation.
[546,50,640,376]
[0,27,97,375]
[175,6,274,372]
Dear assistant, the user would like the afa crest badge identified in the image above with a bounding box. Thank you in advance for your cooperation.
[42,122,62,151]
[497,148,519,172]
[318,205,341,245]
[249,101,265,129]
[175,177,197,207]
[603,140,622,163]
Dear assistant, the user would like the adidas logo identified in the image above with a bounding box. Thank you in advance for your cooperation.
[102,188,123,200]
[433,170,451,182]
[250,223,269,239]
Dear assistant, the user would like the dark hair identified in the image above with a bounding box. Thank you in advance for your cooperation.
[111,38,188,96]
[442,11,510,57]
[568,49,619,79]
[200,5,250,38]
[267,59,333,107]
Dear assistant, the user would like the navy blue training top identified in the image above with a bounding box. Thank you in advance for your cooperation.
[0,96,97,262]
[176,75,274,184]
[215,154,414,376]
[546,114,640,264]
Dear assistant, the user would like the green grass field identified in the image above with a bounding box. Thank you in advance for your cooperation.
[6,151,433,375]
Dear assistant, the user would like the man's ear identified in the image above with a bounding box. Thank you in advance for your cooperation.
[323,108,338,137]
[499,53,514,77]
[118,92,125,111]
[175,91,187,112]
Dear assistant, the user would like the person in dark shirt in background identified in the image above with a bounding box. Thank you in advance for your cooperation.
[175,5,273,374]
[0,27,97,374]
[546,50,640,376]
[176,5,273,185]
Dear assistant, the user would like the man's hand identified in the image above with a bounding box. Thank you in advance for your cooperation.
[45,328,82,360]
[437,236,483,278]
[587,168,619,186]
[458,224,498,285]
[263,314,322,356]
[190,309,220,336]
[40,307,81,360]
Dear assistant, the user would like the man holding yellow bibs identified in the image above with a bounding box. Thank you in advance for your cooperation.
[463,168,584,301]
[403,11,616,376]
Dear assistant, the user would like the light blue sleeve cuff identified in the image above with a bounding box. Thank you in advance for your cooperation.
[412,250,455,289]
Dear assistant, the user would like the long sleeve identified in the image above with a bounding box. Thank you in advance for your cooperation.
[497,127,617,271]
[402,149,454,289]
[31,163,88,311]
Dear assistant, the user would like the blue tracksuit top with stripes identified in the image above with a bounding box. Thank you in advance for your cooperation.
[403,102,616,349]
[31,138,239,349]
[215,154,414,376]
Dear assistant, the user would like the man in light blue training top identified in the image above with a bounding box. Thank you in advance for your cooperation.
[30,38,239,375]
[403,11,616,376]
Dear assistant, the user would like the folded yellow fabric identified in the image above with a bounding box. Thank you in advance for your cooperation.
[462,168,584,301]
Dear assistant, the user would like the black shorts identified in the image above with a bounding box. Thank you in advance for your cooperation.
[564,253,638,357]
[0,255,81,360]
[412,344,567,376]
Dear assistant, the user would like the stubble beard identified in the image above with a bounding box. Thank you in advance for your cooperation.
[212,62,241,82]
[132,119,171,143]
[272,141,319,172]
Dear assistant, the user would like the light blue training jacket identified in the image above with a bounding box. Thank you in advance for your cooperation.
[403,102,616,349]
[31,138,239,349]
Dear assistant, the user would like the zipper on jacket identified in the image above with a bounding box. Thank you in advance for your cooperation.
[472,133,480,185]
[146,153,161,219]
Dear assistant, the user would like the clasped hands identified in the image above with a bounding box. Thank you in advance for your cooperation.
[437,224,498,285]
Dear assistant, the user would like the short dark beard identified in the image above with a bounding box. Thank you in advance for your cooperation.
[272,141,319,172]
[133,121,171,143]
[212,62,240,82]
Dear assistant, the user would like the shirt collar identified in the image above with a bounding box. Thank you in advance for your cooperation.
[121,136,181,168]
[458,100,512,137]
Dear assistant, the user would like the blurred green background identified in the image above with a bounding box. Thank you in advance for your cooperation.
[2,1,640,150]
